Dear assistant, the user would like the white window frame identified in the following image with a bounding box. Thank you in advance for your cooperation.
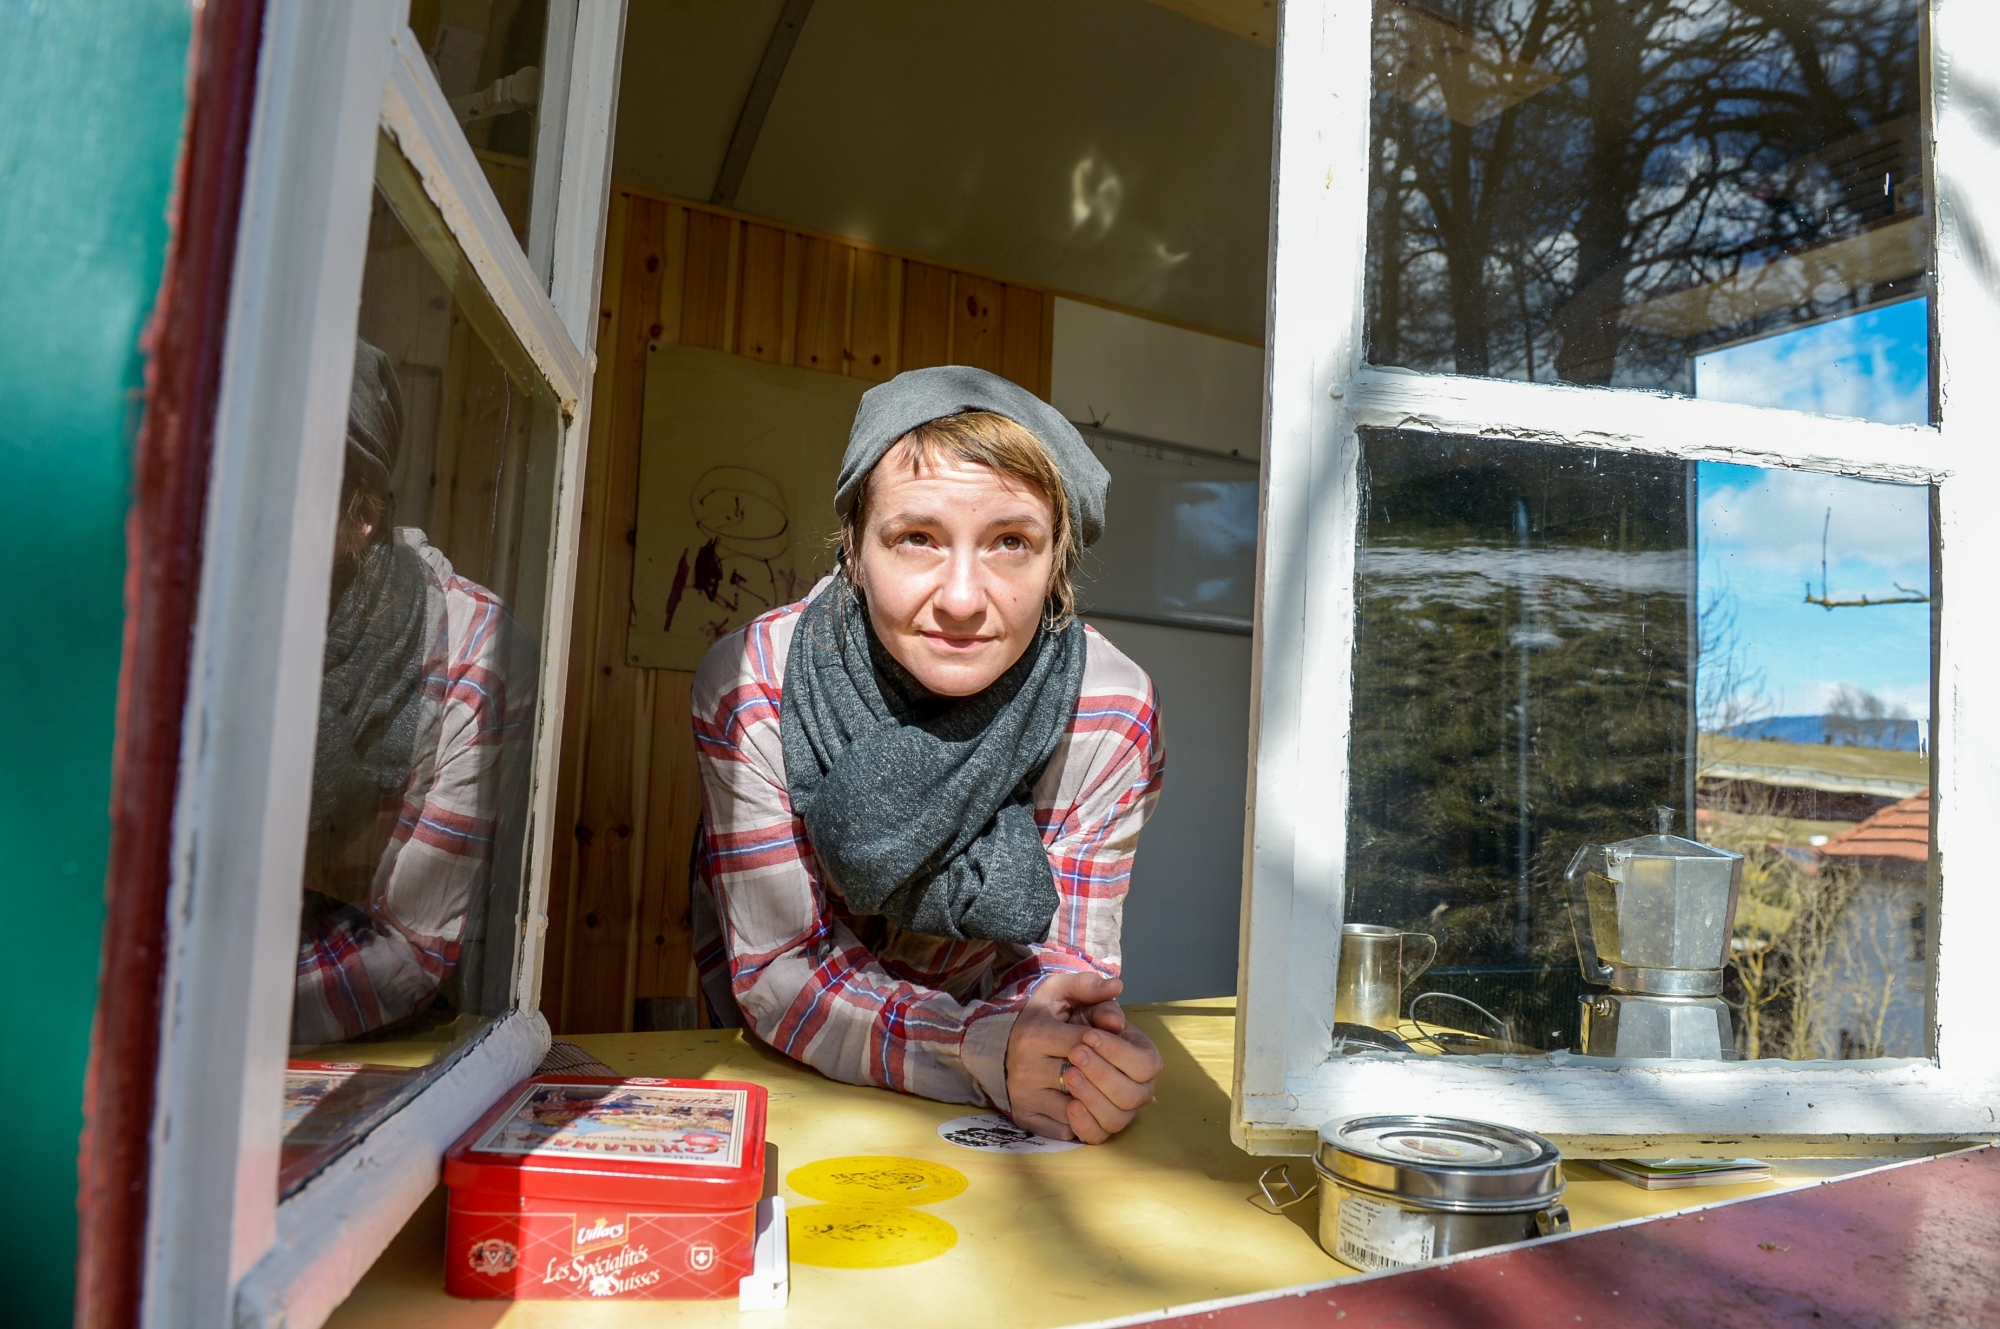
[140,4,627,1327]
[1235,0,2000,1156]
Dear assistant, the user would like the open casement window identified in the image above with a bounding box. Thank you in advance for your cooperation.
[1237,0,2000,1155]
[143,5,624,1327]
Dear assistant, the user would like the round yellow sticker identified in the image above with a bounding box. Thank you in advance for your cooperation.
[786,1155,970,1207]
[787,1204,959,1268]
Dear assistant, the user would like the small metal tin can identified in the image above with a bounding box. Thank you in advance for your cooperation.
[1314,1115,1570,1270]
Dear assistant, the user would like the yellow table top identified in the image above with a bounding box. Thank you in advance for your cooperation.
[327,999,1892,1328]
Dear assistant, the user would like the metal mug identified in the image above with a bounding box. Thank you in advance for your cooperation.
[1334,924,1439,1031]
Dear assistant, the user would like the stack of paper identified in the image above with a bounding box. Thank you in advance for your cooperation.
[1589,1158,1774,1190]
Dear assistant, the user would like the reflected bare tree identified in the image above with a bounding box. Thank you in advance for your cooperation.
[1710,796,1861,1060]
[1368,0,1925,390]
[1695,586,1770,736]
[1823,683,1914,747]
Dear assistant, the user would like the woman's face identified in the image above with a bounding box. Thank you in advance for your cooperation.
[853,443,1057,697]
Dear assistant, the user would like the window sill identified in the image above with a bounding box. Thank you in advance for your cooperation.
[233,1010,549,1329]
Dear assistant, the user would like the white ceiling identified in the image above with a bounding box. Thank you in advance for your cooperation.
[611,0,1276,340]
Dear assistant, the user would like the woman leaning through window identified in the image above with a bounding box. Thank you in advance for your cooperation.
[691,367,1166,1142]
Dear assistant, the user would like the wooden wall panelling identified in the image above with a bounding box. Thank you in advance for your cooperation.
[427,315,474,558]
[953,274,1007,375]
[446,350,513,588]
[622,669,656,1027]
[474,152,531,247]
[1002,284,1050,399]
[489,392,533,607]
[840,247,857,381]
[654,204,690,349]
[543,191,629,1028]
[794,236,851,374]
[721,219,743,355]
[779,232,804,366]
[849,248,900,381]
[735,222,787,363]
[635,670,702,1004]
[1038,288,1056,399]
[562,194,671,1033]
[679,208,733,350]
[630,201,697,1023]
[901,261,954,370]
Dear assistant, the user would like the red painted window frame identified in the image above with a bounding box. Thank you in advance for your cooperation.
[76,3,268,1325]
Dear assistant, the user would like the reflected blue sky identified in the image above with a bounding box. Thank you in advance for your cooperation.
[1695,301,1932,727]
[1698,462,1930,724]
[1694,298,1929,426]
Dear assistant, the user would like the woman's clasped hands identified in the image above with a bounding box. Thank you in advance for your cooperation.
[1004,970,1163,1144]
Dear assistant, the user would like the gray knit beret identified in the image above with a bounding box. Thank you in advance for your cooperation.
[345,339,404,495]
[837,365,1109,547]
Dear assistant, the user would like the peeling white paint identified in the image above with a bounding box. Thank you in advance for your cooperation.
[233,1013,550,1329]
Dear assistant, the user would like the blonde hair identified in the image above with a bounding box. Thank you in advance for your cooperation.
[840,410,1079,630]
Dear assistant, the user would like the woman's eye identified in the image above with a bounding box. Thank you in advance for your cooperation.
[898,531,931,548]
[998,535,1026,552]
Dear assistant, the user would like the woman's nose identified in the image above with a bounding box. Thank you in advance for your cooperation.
[932,547,985,623]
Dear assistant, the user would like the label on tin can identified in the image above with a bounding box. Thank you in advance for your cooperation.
[1334,1194,1434,1270]
[471,1082,749,1167]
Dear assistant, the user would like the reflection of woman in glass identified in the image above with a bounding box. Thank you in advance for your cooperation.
[292,341,535,1044]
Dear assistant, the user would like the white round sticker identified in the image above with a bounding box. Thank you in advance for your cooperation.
[936,1113,1083,1154]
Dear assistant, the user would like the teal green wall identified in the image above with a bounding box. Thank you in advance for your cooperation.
[0,2,192,1323]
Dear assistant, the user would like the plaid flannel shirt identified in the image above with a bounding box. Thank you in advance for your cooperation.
[690,582,1165,1112]
[292,530,535,1045]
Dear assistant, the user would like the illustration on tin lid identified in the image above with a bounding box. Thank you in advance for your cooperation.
[472,1082,749,1167]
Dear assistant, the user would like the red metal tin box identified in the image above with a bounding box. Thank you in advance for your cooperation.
[443,1076,768,1300]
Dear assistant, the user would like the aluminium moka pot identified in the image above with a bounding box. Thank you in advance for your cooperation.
[1565,807,1744,1060]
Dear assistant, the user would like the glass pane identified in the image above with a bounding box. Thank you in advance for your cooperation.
[1077,428,1260,633]
[1338,428,1932,1064]
[408,0,575,266]
[1366,0,1931,422]
[281,135,562,1196]
[1695,460,1932,1061]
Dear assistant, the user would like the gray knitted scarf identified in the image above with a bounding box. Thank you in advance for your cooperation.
[780,579,1086,944]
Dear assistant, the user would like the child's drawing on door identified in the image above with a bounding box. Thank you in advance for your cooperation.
[660,465,806,641]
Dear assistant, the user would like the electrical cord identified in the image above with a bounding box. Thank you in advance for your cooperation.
[1405,990,1515,1053]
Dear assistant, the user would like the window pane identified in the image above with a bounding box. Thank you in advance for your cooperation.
[1365,0,1931,422]
[1340,429,1932,1063]
[408,0,575,266]
[1077,428,1260,633]
[281,136,563,1196]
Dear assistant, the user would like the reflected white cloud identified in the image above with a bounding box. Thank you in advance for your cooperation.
[1700,463,1928,577]
[1693,297,1929,426]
